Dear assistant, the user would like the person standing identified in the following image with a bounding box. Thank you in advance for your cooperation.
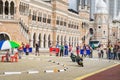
[76,44,80,55]
[89,46,93,58]
[113,45,117,60]
[110,45,114,59]
[25,43,30,55]
[69,45,72,55]
[108,45,111,59]
[60,44,64,57]
[100,45,104,58]
[6,50,10,62]
[35,43,40,56]
[18,46,23,59]
[97,47,101,58]
[117,46,120,60]
[56,43,60,56]
[92,44,95,50]
[64,44,68,56]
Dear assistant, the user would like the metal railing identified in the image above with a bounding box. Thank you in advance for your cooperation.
[19,19,29,40]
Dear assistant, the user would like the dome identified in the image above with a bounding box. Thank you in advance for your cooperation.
[96,0,108,14]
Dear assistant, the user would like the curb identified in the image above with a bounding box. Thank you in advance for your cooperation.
[4,72,22,75]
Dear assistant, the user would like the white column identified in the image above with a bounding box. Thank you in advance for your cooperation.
[45,34,48,48]
[8,3,11,19]
[29,33,33,47]
[41,39,44,48]
[46,40,48,48]
[30,39,33,47]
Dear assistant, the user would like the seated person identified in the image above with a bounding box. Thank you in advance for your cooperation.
[70,53,76,62]
[6,51,10,62]
[76,55,84,67]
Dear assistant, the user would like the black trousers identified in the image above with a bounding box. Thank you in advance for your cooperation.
[118,53,120,60]
[60,50,63,56]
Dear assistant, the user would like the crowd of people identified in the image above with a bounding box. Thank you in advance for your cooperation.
[97,44,120,60]
[3,41,120,62]
[50,43,93,58]
[49,42,120,61]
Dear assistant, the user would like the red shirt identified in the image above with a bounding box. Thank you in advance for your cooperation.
[26,44,30,48]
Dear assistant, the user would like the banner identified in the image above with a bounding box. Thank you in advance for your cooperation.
[23,48,32,53]
[80,49,90,55]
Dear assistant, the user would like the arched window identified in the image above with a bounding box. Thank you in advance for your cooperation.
[0,0,3,14]
[10,1,14,15]
[32,11,36,21]
[0,33,10,41]
[89,28,93,35]
[5,1,9,15]
[48,34,51,47]
[38,33,41,48]
[72,37,73,47]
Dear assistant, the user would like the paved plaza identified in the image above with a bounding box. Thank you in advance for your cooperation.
[0,50,120,80]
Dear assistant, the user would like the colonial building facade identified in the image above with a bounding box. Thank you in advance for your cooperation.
[0,0,90,50]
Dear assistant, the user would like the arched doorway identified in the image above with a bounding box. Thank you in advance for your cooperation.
[72,37,73,47]
[5,1,9,15]
[61,36,63,45]
[38,33,41,48]
[48,34,51,47]
[0,0,3,14]
[0,33,10,40]
[43,34,46,48]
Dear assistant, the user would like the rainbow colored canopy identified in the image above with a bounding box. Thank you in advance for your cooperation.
[0,40,20,50]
